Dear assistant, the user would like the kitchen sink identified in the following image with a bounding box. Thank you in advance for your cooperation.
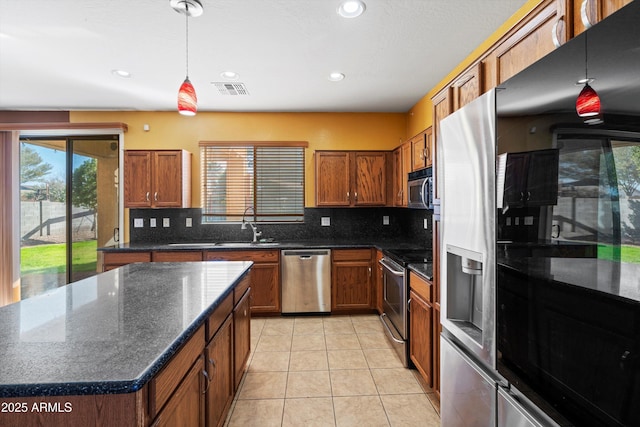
[168,242,217,247]
[216,242,279,247]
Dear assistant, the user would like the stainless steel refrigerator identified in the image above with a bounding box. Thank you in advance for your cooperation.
[438,89,500,427]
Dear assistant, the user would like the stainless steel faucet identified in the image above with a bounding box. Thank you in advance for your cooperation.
[241,206,262,242]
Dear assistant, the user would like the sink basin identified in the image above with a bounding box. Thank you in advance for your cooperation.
[216,242,279,247]
[168,242,217,247]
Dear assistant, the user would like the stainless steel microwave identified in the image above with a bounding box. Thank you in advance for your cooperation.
[407,167,433,209]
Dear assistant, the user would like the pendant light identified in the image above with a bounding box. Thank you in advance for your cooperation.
[576,31,601,118]
[171,0,203,116]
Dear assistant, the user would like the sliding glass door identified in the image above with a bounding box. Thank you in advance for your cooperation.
[19,136,119,299]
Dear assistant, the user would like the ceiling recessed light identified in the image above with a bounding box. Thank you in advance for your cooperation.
[220,71,239,80]
[337,0,366,18]
[328,72,345,82]
[111,69,131,78]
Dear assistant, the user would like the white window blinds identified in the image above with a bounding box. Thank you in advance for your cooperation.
[200,142,306,223]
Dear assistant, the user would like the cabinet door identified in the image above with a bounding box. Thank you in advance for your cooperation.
[433,305,441,399]
[249,263,280,314]
[332,260,372,311]
[432,88,452,198]
[393,147,403,206]
[424,127,433,168]
[452,63,483,111]
[573,0,632,36]
[375,250,384,314]
[124,151,152,208]
[410,290,433,387]
[233,289,251,391]
[353,152,387,206]
[152,356,205,427]
[503,153,529,206]
[205,316,233,427]
[412,133,426,171]
[526,149,559,205]
[316,152,350,206]
[154,150,184,208]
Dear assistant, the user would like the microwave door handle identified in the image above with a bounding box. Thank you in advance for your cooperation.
[421,178,429,201]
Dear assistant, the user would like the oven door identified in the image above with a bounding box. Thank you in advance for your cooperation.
[379,257,407,338]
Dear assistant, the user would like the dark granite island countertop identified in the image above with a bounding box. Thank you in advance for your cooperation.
[0,261,252,398]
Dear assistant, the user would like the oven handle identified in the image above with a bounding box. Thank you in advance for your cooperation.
[380,313,405,344]
[379,258,405,276]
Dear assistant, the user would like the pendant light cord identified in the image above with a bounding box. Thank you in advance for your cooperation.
[584,31,588,81]
[185,3,190,79]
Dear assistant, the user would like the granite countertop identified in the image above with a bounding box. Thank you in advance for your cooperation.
[499,257,640,305]
[408,263,433,281]
[0,261,252,398]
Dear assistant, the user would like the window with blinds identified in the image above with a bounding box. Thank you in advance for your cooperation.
[200,142,306,223]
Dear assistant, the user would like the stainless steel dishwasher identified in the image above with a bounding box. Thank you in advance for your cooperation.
[281,249,331,313]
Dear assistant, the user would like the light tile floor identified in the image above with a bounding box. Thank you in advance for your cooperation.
[224,315,441,427]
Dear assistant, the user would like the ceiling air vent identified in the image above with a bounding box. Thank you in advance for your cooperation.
[212,82,250,96]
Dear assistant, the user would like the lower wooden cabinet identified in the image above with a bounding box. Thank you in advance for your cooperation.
[152,356,205,427]
[206,250,280,315]
[205,315,233,427]
[409,271,434,389]
[331,249,374,312]
[233,288,251,391]
[101,251,151,271]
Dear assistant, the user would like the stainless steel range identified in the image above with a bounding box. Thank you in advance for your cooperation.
[379,248,432,367]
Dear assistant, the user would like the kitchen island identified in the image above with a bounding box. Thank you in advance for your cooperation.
[0,260,252,427]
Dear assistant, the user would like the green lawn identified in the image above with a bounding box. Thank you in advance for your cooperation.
[597,244,640,263]
[21,240,97,275]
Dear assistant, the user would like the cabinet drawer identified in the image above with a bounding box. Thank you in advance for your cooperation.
[410,271,432,303]
[207,293,233,342]
[332,248,372,262]
[152,251,203,262]
[234,274,251,305]
[103,251,151,265]
[205,250,279,262]
[150,325,205,417]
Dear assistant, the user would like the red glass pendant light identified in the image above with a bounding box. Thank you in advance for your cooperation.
[178,77,197,116]
[576,83,601,117]
[171,0,203,116]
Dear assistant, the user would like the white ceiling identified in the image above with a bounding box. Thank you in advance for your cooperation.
[0,0,527,113]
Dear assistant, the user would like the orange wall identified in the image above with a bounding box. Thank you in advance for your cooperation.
[406,0,544,137]
[70,111,407,207]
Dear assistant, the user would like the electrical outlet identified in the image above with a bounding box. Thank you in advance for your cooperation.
[186,217,192,227]
[321,217,331,227]
[383,215,390,225]
[515,217,520,226]
[150,218,157,228]
[134,218,144,228]
[163,218,170,228]
[506,217,511,226]
[524,216,534,226]
[424,218,429,229]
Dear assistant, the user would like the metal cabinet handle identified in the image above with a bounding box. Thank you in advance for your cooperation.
[551,19,562,48]
[145,192,150,201]
[425,147,430,160]
[154,191,158,201]
[581,0,594,29]
[354,192,358,201]
[346,191,350,202]
[202,369,211,394]
[407,298,411,312]
[208,357,216,369]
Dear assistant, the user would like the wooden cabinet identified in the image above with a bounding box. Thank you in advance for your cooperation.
[315,151,390,207]
[101,251,151,271]
[152,251,204,262]
[205,315,233,427]
[393,142,412,206]
[233,289,251,391]
[331,249,374,312]
[409,272,433,388]
[451,63,483,112]
[411,128,433,171]
[124,150,191,208]
[572,0,632,36]
[501,149,559,208]
[205,250,280,315]
[375,250,384,314]
[153,356,205,427]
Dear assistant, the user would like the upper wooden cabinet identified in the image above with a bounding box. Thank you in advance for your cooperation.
[124,150,191,208]
[393,142,412,206]
[572,0,632,36]
[411,128,433,171]
[315,151,390,207]
[452,63,483,112]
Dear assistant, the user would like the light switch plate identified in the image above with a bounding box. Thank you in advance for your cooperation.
[163,218,170,228]
[186,217,192,227]
[321,217,330,227]
[524,216,534,226]
[424,218,429,229]
[150,218,157,228]
[134,218,144,228]
[383,215,390,225]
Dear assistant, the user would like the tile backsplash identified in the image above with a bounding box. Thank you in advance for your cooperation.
[129,207,432,248]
